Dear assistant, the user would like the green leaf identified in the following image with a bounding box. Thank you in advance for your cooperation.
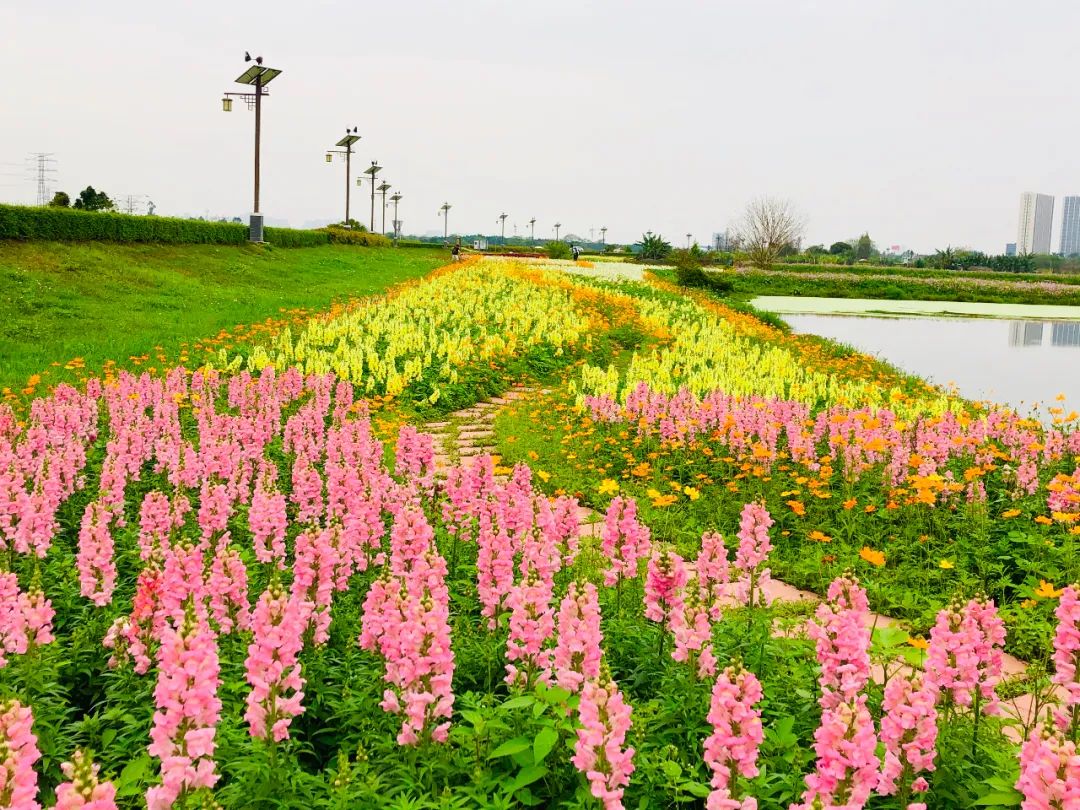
[533,726,559,764]
[660,760,682,779]
[460,709,485,728]
[501,695,535,711]
[508,764,548,793]
[489,737,531,758]
[117,755,151,787]
[973,791,1022,806]
[684,782,712,798]
[100,727,116,749]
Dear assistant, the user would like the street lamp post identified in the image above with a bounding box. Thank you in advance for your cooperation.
[529,218,536,243]
[222,53,282,242]
[378,181,391,235]
[325,128,360,226]
[601,226,607,246]
[554,222,561,242]
[687,233,692,248]
[363,161,382,232]
[497,212,508,243]
[438,202,452,242]
[390,192,403,241]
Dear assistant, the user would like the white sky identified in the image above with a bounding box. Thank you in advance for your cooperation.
[2,0,1076,252]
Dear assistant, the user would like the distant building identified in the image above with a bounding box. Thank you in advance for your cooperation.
[1009,322,1044,347]
[1060,196,1080,256]
[1017,192,1054,254]
[1005,243,1017,256]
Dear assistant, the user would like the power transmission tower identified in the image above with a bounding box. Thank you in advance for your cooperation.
[116,194,148,214]
[27,153,57,205]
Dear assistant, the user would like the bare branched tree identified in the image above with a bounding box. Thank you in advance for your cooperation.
[737,197,806,269]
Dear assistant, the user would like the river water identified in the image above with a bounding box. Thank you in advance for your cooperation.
[751,296,1080,416]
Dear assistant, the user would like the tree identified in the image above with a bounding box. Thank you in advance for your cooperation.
[546,241,571,260]
[71,186,115,212]
[932,246,956,270]
[854,233,873,261]
[47,191,70,207]
[829,241,852,255]
[805,244,828,255]
[737,197,805,270]
[637,232,672,261]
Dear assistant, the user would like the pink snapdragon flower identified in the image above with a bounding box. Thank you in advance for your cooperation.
[601,497,651,589]
[553,582,604,694]
[806,573,871,708]
[572,671,636,810]
[146,606,222,810]
[926,595,1006,715]
[703,662,763,810]
[1016,713,1080,810]
[0,699,40,810]
[794,697,879,810]
[696,531,731,620]
[54,749,117,810]
[877,671,939,803]
[733,502,773,608]
[76,500,116,606]
[505,570,555,689]
[1052,584,1080,734]
[671,577,716,679]
[244,580,306,742]
[644,549,688,627]
[207,548,250,634]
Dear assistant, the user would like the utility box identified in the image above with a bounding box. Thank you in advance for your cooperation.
[473,237,488,250]
[249,213,265,243]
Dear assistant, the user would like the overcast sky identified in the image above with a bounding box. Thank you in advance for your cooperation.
[2,0,1076,252]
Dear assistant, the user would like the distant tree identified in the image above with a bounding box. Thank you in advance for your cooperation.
[637,232,672,260]
[932,246,957,270]
[71,186,115,212]
[805,244,828,255]
[546,240,572,260]
[47,191,70,207]
[737,197,805,270]
[854,233,873,261]
[828,241,852,255]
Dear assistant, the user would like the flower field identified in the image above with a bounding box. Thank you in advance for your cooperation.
[1,257,1078,808]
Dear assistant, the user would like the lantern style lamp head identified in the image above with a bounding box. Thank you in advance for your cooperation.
[356,177,363,186]
[221,97,233,112]
[325,153,333,163]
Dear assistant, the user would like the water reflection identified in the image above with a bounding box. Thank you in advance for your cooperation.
[782,314,1080,416]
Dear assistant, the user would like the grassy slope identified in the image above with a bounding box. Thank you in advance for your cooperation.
[0,241,447,392]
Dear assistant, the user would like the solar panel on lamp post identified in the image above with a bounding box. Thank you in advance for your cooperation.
[363,161,382,232]
[378,181,392,235]
[438,202,451,242]
[222,54,282,242]
[326,129,360,227]
[390,192,403,241]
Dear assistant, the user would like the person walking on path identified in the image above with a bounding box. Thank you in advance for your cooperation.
[452,240,461,262]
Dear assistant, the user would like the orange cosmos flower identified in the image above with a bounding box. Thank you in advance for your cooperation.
[859,547,886,567]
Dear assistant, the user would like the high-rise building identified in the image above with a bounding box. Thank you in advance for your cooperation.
[1060,196,1080,256]
[1017,192,1054,254]
[1005,243,1017,256]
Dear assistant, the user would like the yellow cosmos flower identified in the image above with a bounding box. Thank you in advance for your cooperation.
[683,486,701,501]
[1001,509,1021,519]
[907,636,929,650]
[536,470,551,483]
[808,530,832,543]
[938,559,955,569]
[859,546,886,567]
[651,494,678,508]
[597,479,619,495]
[1034,580,1064,599]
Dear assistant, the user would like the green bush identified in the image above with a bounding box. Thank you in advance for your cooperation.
[546,240,571,260]
[0,203,329,247]
[322,227,392,247]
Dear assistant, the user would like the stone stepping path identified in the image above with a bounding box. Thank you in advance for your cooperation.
[420,387,1056,742]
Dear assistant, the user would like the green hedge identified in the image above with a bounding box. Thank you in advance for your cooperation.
[0,203,329,247]
[321,227,392,248]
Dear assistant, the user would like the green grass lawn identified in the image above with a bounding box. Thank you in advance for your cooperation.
[0,241,447,394]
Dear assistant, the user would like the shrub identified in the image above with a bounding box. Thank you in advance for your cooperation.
[322,227,392,247]
[546,241,571,260]
[0,203,329,247]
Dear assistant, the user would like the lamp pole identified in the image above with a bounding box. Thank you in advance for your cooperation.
[390,192,403,241]
[554,222,561,241]
[497,212,508,243]
[378,181,391,234]
[222,53,282,241]
[326,128,360,226]
[601,226,607,246]
[687,233,692,248]
[363,161,382,231]
[529,218,536,243]
[439,202,451,242]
